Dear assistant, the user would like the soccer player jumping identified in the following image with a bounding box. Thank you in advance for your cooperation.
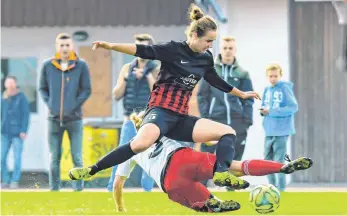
[112,112,313,213]
[69,4,261,189]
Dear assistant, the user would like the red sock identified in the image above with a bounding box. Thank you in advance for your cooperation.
[241,160,284,176]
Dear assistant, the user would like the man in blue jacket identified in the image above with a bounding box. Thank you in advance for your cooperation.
[260,63,298,191]
[39,33,91,191]
[1,76,30,189]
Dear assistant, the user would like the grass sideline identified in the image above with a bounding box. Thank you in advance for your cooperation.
[1,192,347,215]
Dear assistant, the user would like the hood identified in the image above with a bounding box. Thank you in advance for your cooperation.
[214,54,240,68]
[51,51,79,72]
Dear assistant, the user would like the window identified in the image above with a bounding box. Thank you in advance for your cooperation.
[1,57,38,113]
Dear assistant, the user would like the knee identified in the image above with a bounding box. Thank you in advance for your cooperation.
[130,137,154,153]
[220,125,236,137]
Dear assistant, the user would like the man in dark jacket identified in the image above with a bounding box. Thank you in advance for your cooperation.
[198,36,254,160]
[39,33,91,191]
[1,76,30,189]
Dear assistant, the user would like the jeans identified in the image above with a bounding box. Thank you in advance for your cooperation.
[264,136,288,191]
[48,120,83,191]
[107,120,154,192]
[1,135,24,184]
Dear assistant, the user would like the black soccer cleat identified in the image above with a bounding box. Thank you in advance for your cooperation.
[280,154,313,174]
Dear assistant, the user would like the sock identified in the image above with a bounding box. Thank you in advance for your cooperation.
[241,160,283,176]
[215,134,236,173]
[89,143,136,175]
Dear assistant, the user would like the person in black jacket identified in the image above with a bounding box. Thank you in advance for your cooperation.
[198,37,254,161]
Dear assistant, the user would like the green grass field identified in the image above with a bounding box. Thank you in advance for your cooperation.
[1,192,347,215]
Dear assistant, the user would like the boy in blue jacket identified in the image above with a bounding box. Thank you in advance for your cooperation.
[260,64,298,191]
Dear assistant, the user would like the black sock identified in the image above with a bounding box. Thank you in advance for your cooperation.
[215,134,236,173]
[89,143,136,175]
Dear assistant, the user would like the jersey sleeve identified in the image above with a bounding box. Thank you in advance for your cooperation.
[115,158,136,178]
[203,67,234,93]
[135,41,177,62]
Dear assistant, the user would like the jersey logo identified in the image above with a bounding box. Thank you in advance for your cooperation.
[180,60,189,64]
[174,74,198,90]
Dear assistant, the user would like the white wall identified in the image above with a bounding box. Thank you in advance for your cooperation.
[219,0,291,185]
[1,26,186,171]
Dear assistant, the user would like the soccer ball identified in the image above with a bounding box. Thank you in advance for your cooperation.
[249,184,280,214]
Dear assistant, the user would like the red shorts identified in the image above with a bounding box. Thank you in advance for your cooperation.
[163,148,217,211]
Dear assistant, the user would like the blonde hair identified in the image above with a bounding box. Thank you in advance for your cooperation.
[222,36,236,42]
[185,4,217,38]
[130,111,145,130]
[134,33,154,45]
[266,63,283,76]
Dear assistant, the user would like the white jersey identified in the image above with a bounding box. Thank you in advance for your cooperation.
[116,137,187,190]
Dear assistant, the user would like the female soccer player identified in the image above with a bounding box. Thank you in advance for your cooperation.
[113,112,313,213]
[69,4,260,188]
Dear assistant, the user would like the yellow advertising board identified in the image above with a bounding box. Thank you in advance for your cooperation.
[60,126,119,181]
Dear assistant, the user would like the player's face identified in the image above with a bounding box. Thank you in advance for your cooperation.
[56,39,73,59]
[267,69,281,86]
[220,40,236,61]
[191,30,217,53]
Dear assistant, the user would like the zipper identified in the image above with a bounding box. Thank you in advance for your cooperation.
[208,97,216,116]
[223,65,231,125]
[60,69,65,127]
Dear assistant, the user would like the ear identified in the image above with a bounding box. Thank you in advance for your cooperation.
[191,32,198,40]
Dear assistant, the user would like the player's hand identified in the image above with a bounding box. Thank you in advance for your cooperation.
[91,41,109,51]
[242,91,261,100]
[133,67,144,79]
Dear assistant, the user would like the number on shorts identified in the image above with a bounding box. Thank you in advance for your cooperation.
[148,141,164,159]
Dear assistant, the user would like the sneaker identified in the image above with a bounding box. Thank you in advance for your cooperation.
[68,167,92,180]
[205,198,240,212]
[213,171,249,189]
[10,182,19,189]
[280,154,313,174]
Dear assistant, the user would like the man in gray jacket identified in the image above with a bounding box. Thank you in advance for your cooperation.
[39,33,91,191]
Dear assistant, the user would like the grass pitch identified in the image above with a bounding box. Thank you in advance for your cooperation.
[1,191,347,215]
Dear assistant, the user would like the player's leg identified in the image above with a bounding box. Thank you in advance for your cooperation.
[189,118,249,189]
[167,182,240,213]
[69,108,178,180]
[107,120,137,191]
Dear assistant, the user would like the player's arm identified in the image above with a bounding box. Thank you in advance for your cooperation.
[112,63,130,100]
[92,41,137,55]
[204,67,261,100]
[92,40,176,62]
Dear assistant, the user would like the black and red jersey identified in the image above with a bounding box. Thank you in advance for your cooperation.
[135,41,234,115]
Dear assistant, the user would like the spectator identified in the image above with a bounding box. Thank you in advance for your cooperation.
[1,76,30,189]
[107,34,158,192]
[260,63,298,191]
[197,36,254,160]
[39,33,91,191]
